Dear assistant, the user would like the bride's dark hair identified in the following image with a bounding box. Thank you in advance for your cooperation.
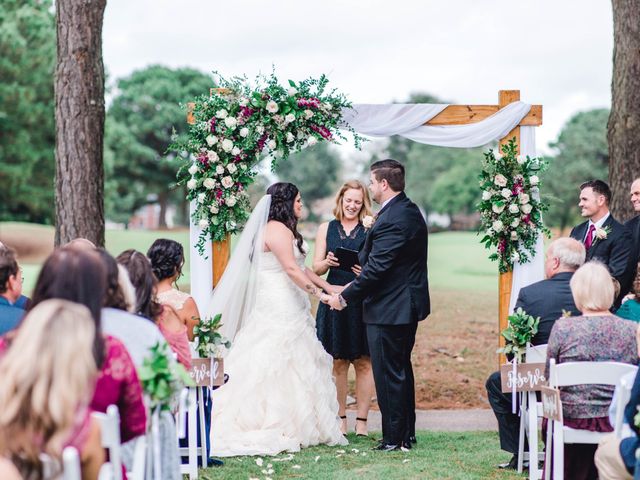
[267,182,305,254]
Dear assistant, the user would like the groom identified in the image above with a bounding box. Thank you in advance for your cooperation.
[328,159,430,451]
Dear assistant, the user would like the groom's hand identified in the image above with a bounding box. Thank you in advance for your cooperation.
[327,284,346,295]
[327,294,345,311]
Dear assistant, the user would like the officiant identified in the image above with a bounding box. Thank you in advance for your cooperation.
[313,180,374,437]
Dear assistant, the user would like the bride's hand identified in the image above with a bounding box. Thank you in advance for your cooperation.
[327,284,345,295]
[319,293,331,304]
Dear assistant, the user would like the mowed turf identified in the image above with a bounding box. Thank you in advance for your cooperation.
[199,431,522,480]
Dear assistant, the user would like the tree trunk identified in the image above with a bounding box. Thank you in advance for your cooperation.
[608,0,640,222]
[54,0,106,247]
[157,191,168,228]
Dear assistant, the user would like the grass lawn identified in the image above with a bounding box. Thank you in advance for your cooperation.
[199,431,523,480]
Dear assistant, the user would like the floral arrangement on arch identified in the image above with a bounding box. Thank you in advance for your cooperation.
[478,138,550,273]
[172,71,364,255]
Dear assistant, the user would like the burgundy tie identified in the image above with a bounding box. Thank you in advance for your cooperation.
[584,224,596,250]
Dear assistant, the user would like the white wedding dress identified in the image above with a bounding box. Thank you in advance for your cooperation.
[209,241,348,457]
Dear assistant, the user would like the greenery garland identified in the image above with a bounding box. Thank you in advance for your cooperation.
[171,71,364,255]
[478,138,550,273]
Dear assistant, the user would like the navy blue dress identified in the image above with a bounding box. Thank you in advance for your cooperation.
[315,220,369,360]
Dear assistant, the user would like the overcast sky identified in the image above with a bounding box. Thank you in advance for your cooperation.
[103,0,613,153]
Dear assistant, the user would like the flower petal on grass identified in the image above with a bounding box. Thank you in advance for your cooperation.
[255,458,263,467]
[314,456,320,463]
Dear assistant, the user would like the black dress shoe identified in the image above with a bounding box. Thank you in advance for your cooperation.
[373,443,401,452]
[497,455,518,470]
[409,436,417,444]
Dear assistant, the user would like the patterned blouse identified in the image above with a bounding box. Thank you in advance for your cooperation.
[545,314,638,419]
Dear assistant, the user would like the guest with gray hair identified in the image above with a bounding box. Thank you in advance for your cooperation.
[486,237,585,470]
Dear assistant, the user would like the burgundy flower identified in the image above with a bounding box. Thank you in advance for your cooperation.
[209,117,216,133]
[197,151,209,168]
[257,133,268,151]
[310,124,333,140]
[498,239,507,253]
[239,106,255,119]
[297,97,322,109]
[215,189,223,199]
[522,214,531,224]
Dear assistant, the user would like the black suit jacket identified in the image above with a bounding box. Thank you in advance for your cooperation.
[621,215,640,295]
[342,192,429,326]
[569,215,632,292]
[514,271,580,345]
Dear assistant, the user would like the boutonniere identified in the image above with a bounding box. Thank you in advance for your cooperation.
[594,226,611,243]
[362,215,375,230]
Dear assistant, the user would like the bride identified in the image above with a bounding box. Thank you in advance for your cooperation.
[205,182,348,457]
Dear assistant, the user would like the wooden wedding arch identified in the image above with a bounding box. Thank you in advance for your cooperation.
[188,89,543,360]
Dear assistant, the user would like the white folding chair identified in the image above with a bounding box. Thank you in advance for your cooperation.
[126,435,147,480]
[516,343,547,479]
[40,446,82,480]
[177,387,208,480]
[613,374,634,439]
[545,359,638,480]
[92,404,123,480]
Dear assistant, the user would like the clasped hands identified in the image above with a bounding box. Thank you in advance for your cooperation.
[319,284,347,311]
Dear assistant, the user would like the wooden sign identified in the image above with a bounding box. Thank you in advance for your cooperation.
[540,385,563,422]
[188,358,224,387]
[500,362,547,392]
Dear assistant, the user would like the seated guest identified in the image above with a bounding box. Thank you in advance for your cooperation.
[98,249,168,366]
[616,262,640,322]
[117,249,192,369]
[0,300,104,480]
[147,239,200,340]
[544,261,639,480]
[28,248,147,444]
[0,247,25,336]
[486,237,585,469]
[0,458,21,480]
[595,366,640,480]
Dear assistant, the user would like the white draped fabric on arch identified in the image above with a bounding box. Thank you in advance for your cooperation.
[189,100,543,317]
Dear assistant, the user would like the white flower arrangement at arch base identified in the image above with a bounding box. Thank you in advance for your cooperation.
[477,138,550,273]
[171,71,365,256]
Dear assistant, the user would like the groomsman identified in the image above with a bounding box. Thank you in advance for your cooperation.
[622,178,640,296]
[569,180,632,307]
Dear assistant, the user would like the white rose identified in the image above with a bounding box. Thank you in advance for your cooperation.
[188,164,198,175]
[209,204,219,214]
[256,125,265,134]
[482,190,492,201]
[492,203,505,214]
[508,204,520,214]
[239,97,249,106]
[207,150,219,163]
[232,147,241,156]
[197,192,206,202]
[240,127,249,138]
[286,132,295,143]
[511,251,520,262]
[222,139,234,152]
[511,218,520,228]
[227,163,237,174]
[216,165,225,175]
[511,231,518,241]
[307,136,318,146]
[287,87,298,96]
[226,221,237,230]
[224,116,237,129]
[187,178,197,190]
[266,100,279,113]
[216,109,228,119]
[203,178,216,190]
[221,176,234,189]
[225,196,237,207]
[519,193,530,205]
[494,174,508,187]
[501,188,512,199]
[521,204,533,214]
[517,155,526,165]
[530,175,539,186]
[206,135,217,146]
[239,163,247,170]
[268,139,277,150]
[198,219,210,229]
[492,220,504,232]
[285,113,295,124]
[304,109,313,120]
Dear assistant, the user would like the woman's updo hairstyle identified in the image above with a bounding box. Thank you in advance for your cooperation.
[147,239,185,283]
[267,182,304,254]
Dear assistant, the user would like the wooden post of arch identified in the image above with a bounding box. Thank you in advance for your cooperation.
[426,90,542,366]
[187,88,232,288]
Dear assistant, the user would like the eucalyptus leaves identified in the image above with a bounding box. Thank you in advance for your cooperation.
[497,307,540,362]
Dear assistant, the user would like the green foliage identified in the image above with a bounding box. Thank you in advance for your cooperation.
[193,313,231,358]
[497,307,540,362]
[275,142,340,218]
[543,109,609,230]
[104,65,215,225]
[138,342,194,412]
[0,0,55,223]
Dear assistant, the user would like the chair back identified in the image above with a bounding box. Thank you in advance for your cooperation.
[548,359,637,388]
[92,405,123,480]
[614,374,635,438]
[525,343,547,363]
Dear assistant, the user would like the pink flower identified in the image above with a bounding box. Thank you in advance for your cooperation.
[522,214,531,225]
[197,151,209,167]
[297,97,322,109]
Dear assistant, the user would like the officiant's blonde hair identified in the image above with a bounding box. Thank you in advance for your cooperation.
[333,180,373,222]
